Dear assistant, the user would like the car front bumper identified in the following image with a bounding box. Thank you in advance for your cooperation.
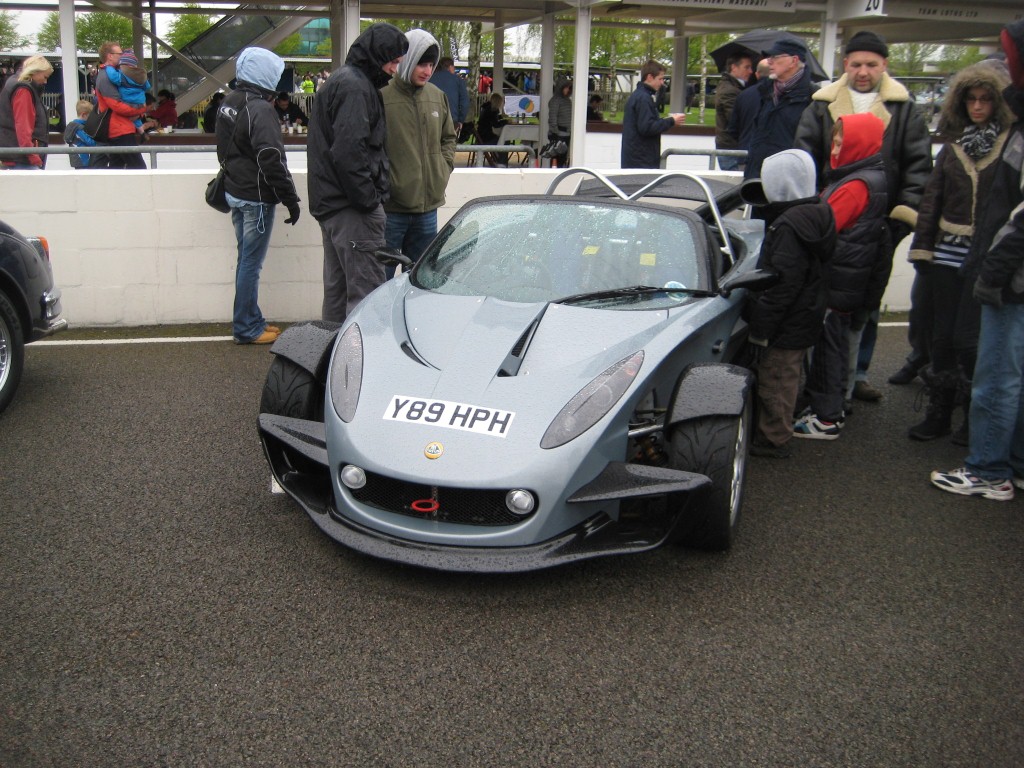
[260,413,711,573]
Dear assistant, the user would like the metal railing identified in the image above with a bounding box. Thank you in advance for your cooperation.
[6,143,538,169]
[661,147,747,170]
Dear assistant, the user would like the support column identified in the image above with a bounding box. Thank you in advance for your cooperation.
[493,13,505,95]
[671,24,688,114]
[819,10,839,79]
[570,3,592,167]
[58,0,77,125]
[540,12,555,148]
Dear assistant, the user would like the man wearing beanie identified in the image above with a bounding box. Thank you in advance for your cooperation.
[307,22,409,324]
[216,46,301,345]
[741,38,817,180]
[795,30,932,403]
[381,29,457,272]
[931,19,1024,501]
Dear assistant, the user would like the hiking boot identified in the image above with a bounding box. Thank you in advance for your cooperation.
[908,388,954,441]
[265,325,281,334]
[888,364,919,385]
[793,412,842,440]
[235,329,279,345]
[930,467,1014,501]
[852,380,883,401]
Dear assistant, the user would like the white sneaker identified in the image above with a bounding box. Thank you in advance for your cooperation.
[930,467,1014,501]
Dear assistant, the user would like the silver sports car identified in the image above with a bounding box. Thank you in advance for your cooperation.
[258,169,773,572]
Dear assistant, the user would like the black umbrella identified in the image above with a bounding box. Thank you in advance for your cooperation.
[711,30,830,81]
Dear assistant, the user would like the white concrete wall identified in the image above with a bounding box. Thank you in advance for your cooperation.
[0,166,913,328]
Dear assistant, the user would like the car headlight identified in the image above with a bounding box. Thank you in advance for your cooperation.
[540,351,644,449]
[330,324,363,422]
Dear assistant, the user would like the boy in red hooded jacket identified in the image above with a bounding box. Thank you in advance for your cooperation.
[795,112,890,440]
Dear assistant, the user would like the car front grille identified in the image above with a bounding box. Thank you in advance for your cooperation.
[350,473,533,526]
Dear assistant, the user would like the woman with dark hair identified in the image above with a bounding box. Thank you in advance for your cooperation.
[905,62,1015,441]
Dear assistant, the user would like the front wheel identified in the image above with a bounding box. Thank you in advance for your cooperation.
[667,394,752,551]
[0,291,25,415]
[259,356,324,421]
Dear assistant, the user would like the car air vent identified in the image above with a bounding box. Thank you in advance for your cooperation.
[498,323,537,377]
[401,341,432,367]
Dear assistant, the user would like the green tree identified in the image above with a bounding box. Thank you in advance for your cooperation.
[273,32,304,57]
[165,6,214,51]
[37,11,138,54]
[0,11,29,50]
[888,42,941,77]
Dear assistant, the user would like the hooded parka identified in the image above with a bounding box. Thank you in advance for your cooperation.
[307,23,409,221]
[381,29,457,215]
[216,48,299,207]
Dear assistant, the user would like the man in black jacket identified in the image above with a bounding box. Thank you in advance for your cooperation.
[620,59,685,169]
[307,23,408,323]
[794,31,933,399]
[216,47,301,345]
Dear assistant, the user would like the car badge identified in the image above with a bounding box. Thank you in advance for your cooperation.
[424,441,444,459]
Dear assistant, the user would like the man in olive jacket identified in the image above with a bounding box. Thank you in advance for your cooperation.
[381,28,457,271]
[307,23,408,323]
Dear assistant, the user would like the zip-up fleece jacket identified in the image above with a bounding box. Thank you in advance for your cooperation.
[821,112,890,312]
[307,23,409,220]
[381,73,456,214]
[216,84,299,207]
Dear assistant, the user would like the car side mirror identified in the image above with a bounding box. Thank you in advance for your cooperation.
[718,268,778,298]
[373,248,414,269]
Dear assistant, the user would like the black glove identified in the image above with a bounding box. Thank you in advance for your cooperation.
[284,201,300,225]
[973,277,1003,308]
[850,308,870,332]
[888,218,913,248]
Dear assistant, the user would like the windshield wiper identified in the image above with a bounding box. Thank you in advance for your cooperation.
[553,285,715,305]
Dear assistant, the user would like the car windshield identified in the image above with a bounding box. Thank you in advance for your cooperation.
[412,199,709,308]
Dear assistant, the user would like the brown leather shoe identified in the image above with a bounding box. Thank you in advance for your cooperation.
[265,325,281,334]
[235,330,279,345]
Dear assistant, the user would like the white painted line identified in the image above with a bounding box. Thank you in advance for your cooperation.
[33,322,912,347]
[34,336,235,346]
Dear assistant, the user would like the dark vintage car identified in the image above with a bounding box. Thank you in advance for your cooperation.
[0,219,67,414]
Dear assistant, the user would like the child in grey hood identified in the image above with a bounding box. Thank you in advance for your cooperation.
[742,149,837,457]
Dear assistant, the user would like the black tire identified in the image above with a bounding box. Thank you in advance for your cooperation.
[259,356,324,421]
[667,393,752,551]
[0,291,25,416]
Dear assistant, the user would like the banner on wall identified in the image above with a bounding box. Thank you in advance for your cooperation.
[504,95,540,117]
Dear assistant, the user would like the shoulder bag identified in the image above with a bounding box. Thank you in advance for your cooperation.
[205,106,243,214]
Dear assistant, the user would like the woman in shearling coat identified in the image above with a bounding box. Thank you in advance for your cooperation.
[905,62,1014,441]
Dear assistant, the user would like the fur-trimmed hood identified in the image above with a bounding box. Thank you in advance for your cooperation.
[811,71,909,130]
[937,62,1013,139]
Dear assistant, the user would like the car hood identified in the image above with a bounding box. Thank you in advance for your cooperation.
[344,279,713,438]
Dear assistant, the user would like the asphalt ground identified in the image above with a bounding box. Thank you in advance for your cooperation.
[1,325,1022,767]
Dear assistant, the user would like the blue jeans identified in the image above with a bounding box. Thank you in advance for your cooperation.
[384,210,437,278]
[966,304,1024,481]
[718,154,740,171]
[227,192,275,342]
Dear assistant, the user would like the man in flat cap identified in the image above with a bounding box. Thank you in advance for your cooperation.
[795,30,933,402]
[741,38,818,180]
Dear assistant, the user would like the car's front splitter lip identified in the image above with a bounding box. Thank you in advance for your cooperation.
[312,504,674,573]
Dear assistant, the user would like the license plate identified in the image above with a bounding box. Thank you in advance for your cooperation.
[383,396,515,438]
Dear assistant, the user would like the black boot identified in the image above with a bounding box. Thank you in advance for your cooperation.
[951,376,971,447]
[908,374,955,441]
